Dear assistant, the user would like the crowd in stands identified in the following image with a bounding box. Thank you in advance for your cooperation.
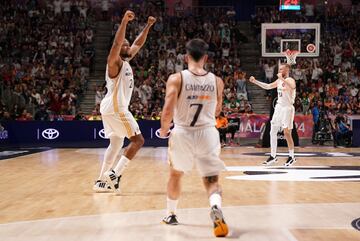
[0,0,97,121]
[2,1,360,126]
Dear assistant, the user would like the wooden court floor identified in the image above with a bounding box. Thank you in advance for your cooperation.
[0,146,360,241]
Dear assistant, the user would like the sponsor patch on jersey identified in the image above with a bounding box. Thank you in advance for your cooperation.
[186,95,211,100]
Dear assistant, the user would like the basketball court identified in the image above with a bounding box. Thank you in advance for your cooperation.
[0,146,359,241]
[1,0,360,240]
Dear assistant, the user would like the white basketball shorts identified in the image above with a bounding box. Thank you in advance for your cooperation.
[168,126,226,177]
[271,104,295,129]
[102,112,141,139]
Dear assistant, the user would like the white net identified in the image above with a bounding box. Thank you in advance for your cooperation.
[282,49,300,65]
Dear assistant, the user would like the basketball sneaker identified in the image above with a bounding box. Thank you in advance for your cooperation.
[104,170,121,193]
[210,205,229,237]
[162,213,179,225]
[284,156,296,167]
[93,180,112,193]
[262,156,277,166]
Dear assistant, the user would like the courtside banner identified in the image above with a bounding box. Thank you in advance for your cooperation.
[0,116,314,148]
[232,114,313,138]
[0,121,168,148]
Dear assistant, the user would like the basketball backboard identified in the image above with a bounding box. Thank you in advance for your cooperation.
[261,23,320,57]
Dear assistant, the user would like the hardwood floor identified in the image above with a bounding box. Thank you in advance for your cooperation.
[0,147,359,240]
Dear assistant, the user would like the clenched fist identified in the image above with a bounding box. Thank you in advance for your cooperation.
[147,16,156,26]
[123,10,135,22]
[249,76,256,83]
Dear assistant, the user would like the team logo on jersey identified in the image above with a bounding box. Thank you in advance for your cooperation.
[98,129,106,139]
[41,128,60,140]
[225,166,360,182]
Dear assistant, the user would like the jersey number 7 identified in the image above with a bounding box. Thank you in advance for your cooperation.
[190,104,203,126]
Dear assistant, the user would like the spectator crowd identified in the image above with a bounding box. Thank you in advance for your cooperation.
[1,0,360,125]
[0,0,96,121]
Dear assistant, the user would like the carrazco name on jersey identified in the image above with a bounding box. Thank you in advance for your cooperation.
[185,84,215,92]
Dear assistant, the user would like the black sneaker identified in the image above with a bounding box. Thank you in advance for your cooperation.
[284,156,296,167]
[162,213,179,225]
[210,205,229,237]
[262,156,277,166]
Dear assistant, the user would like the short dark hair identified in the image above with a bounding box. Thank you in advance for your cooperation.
[185,38,208,62]
[281,63,291,69]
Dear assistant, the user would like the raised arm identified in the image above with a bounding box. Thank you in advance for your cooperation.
[107,10,135,79]
[216,76,224,117]
[159,73,182,137]
[249,76,278,90]
[128,16,156,61]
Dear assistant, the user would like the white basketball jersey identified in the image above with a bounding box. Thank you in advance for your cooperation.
[277,78,296,106]
[174,70,217,128]
[100,61,134,115]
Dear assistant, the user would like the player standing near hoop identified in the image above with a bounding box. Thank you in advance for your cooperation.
[159,39,228,237]
[249,63,297,166]
[93,11,156,192]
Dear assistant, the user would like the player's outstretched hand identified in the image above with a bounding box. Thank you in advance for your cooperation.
[147,16,156,26]
[123,10,135,23]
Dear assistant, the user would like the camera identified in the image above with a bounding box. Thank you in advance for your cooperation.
[314,110,334,145]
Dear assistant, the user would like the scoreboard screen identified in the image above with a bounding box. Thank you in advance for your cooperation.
[279,0,301,11]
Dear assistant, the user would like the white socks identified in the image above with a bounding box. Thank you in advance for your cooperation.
[166,194,221,216]
[113,155,130,176]
[289,149,295,158]
[209,193,222,208]
[166,197,179,216]
[98,136,124,180]
[270,125,280,158]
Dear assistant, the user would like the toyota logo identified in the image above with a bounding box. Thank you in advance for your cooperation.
[98,129,106,139]
[42,128,60,140]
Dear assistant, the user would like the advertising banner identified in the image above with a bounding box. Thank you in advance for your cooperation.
[0,115,315,148]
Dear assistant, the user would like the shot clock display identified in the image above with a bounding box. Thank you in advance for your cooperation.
[279,0,301,11]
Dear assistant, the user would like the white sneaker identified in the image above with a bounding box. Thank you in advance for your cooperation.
[93,180,112,193]
[104,170,121,193]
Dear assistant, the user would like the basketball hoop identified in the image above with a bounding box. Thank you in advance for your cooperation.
[282,49,300,66]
